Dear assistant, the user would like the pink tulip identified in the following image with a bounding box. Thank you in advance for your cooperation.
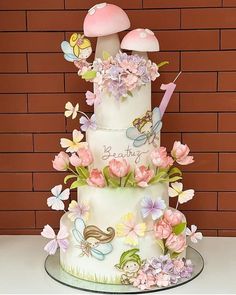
[69,153,82,167]
[165,233,186,253]
[52,151,69,171]
[171,141,194,165]
[77,148,93,167]
[150,147,174,169]
[164,209,183,226]
[154,219,172,240]
[87,169,105,188]
[108,159,130,178]
[134,165,154,187]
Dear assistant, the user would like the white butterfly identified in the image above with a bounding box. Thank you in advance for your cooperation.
[168,182,194,204]
[64,102,79,119]
[186,225,203,243]
[60,129,88,153]
[47,184,70,211]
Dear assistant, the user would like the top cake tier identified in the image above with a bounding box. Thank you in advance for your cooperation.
[94,83,151,129]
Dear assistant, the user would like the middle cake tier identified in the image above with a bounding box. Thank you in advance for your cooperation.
[86,127,160,169]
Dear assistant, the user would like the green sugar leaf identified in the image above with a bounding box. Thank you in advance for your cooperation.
[82,70,97,81]
[173,222,186,235]
[64,174,77,184]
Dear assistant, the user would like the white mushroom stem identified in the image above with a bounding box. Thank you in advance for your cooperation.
[132,50,148,60]
[95,33,120,59]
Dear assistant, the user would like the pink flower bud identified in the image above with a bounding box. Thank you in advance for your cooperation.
[134,165,154,187]
[154,219,172,240]
[150,147,174,169]
[69,153,82,167]
[108,159,130,178]
[164,209,183,226]
[87,169,105,188]
[52,151,69,171]
[165,233,186,253]
[171,141,194,165]
[77,148,93,167]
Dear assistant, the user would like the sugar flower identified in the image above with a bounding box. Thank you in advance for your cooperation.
[60,129,88,153]
[141,196,166,220]
[116,213,146,246]
[69,153,81,167]
[156,273,171,287]
[150,147,174,169]
[168,182,194,205]
[134,165,154,187]
[80,114,96,132]
[87,168,105,188]
[85,91,101,106]
[47,184,70,211]
[165,233,187,253]
[154,219,172,240]
[68,200,90,221]
[171,141,194,165]
[164,209,183,226]
[52,151,69,171]
[186,224,203,243]
[77,147,93,167]
[64,101,79,119]
[108,159,130,178]
[41,224,69,255]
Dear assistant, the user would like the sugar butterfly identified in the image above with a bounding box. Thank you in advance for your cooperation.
[168,182,194,204]
[47,184,70,211]
[64,102,79,119]
[186,225,203,243]
[60,129,88,153]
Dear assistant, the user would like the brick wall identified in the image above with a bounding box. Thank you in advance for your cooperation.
[0,0,236,236]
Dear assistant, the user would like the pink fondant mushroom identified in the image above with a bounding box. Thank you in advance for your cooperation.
[121,28,160,59]
[83,3,130,58]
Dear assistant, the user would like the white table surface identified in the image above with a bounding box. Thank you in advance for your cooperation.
[0,236,235,294]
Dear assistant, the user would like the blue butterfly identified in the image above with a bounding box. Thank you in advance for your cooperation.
[72,218,113,261]
[126,107,162,147]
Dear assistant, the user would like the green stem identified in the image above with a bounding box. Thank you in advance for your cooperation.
[68,167,79,177]
[120,177,122,187]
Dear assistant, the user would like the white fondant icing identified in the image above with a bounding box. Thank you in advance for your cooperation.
[94,84,151,129]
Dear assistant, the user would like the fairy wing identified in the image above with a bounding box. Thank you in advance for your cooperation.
[151,107,162,134]
[91,243,113,261]
[72,218,86,242]
[126,127,141,140]
[61,41,78,62]
[133,135,148,147]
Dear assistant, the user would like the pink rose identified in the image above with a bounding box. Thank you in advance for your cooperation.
[52,151,69,171]
[108,159,130,178]
[165,233,186,253]
[77,148,93,167]
[154,219,172,240]
[171,141,194,165]
[150,147,174,169]
[69,153,81,167]
[164,209,183,226]
[134,165,154,187]
[155,273,171,287]
[173,259,185,272]
[87,169,105,188]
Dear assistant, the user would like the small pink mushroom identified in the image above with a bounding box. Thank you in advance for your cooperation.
[83,3,130,58]
[121,28,159,59]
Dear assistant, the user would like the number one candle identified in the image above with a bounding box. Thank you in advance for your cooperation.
[159,71,182,118]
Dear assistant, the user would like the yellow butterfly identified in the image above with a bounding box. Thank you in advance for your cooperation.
[64,102,79,120]
[60,129,88,153]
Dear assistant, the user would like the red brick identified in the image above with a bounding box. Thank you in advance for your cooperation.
[34,133,72,152]
[218,72,236,91]
[161,133,181,151]
[0,54,27,73]
[0,192,48,210]
[163,113,217,132]
[144,0,222,8]
[180,92,236,112]
[0,153,55,172]
[28,53,75,73]
[182,133,236,152]
[218,230,236,237]
[0,114,65,133]
[182,51,236,71]
[156,30,219,51]
[33,172,67,191]
[170,192,217,210]
[180,153,218,172]
[0,229,41,235]
[184,173,236,191]
[152,93,179,112]
[0,94,27,113]
[0,11,26,31]
[65,73,92,92]
[219,113,236,131]
[151,52,180,72]
[183,211,236,229]
[223,0,236,6]
[0,134,33,152]
[0,74,64,93]
[0,211,35,229]
[66,115,90,132]
[218,192,236,210]
[0,173,32,191]
[0,32,64,52]
[28,93,92,113]
[199,230,217,236]
[221,30,236,49]
[0,0,64,10]
[36,210,63,228]
[154,72,217,92]
[182,8,236,29]
[65,0,142,9]
[219,153,236,171]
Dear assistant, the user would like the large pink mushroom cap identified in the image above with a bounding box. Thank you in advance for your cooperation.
[121,28,160,52]
[84,3,130,37]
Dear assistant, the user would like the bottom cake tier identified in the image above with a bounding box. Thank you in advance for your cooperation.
[60,184,186,285]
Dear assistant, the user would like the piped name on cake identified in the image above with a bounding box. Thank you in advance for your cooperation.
[101,145,149,164]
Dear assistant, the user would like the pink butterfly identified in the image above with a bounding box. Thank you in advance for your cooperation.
[186,224,203,243]
[41,224,69,255]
